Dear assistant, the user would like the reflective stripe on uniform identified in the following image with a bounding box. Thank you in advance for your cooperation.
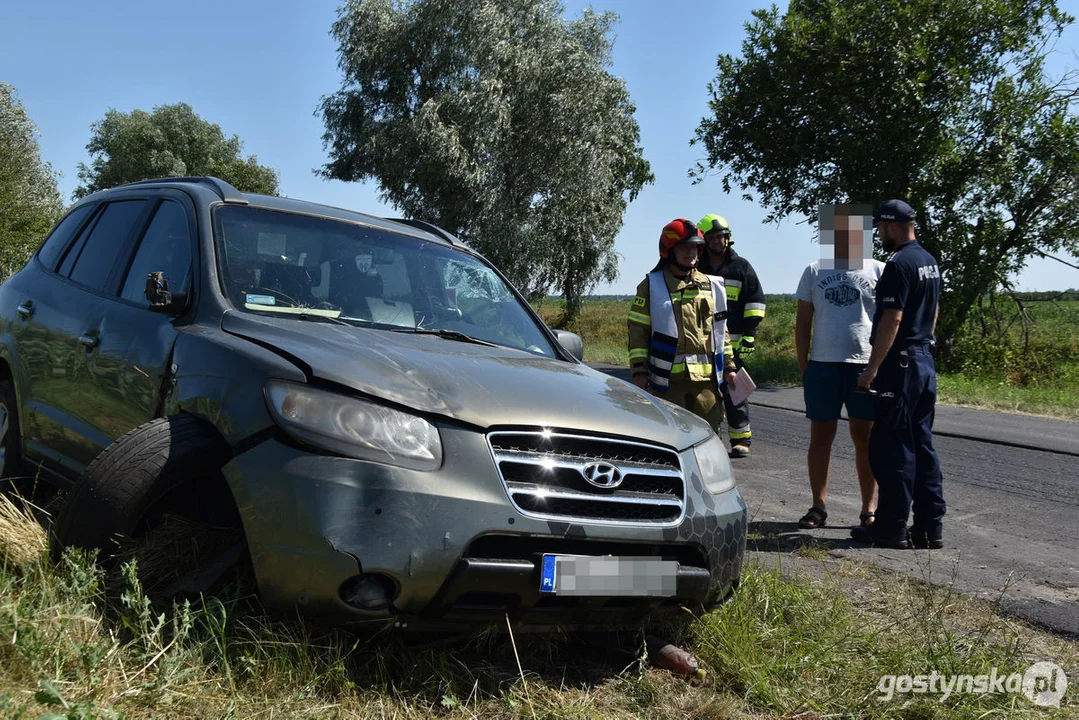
[671,287,704,302]
[744,302,766,318]
[680,353,712,365]
[728,429,752,440]
[651,356,674,371]
[729,334,741,344]
[628,310,650,326]
[629,348,649,361]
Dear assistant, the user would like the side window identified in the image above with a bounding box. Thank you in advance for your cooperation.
[120,201,192,304]
[65,200,148,291]
[36,204,96,271]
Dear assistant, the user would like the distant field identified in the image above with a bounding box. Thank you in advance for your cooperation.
[536,296,1079,419]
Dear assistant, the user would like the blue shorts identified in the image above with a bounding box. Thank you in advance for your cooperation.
[802,361,875,422]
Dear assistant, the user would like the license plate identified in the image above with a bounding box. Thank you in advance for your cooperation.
[539,555,678,597]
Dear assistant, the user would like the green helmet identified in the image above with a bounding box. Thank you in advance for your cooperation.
[699,214,731,239]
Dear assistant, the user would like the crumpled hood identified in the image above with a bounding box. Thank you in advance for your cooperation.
[221,311,710,450]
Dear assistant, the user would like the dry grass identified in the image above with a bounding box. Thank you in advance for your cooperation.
[0,493,47,568]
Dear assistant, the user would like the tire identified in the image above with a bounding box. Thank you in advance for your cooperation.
[0,378,23,483]
[51,414,233,561]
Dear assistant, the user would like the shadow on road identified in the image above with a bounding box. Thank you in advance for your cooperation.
[747,520,867,553]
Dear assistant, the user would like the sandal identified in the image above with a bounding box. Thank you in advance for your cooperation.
[860,511,876,528]
[798,506,827,529]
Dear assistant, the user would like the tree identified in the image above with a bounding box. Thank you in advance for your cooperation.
[0,83,63,278]
[691,0,1079,346]
[75,102,279,199]
[318,0,652,320]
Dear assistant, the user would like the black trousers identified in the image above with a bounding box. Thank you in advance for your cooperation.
[869,345,946,537]
[721,353,752,447]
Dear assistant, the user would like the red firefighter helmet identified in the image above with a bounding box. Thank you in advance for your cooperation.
[658,218,704,260]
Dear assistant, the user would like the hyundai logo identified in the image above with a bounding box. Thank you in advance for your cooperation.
[581,462,623,489]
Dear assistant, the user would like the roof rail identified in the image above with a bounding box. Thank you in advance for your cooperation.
[115,176,249,204]
[386,217,470,248]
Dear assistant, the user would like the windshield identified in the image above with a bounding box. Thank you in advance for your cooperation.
[213,206,556,357]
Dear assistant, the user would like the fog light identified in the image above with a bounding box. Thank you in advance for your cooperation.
[339,574,396,612]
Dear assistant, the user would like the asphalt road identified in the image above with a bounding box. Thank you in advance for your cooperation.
[590,364,1079,636]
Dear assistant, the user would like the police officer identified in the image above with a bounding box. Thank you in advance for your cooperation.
[698,214,766,457]
[852,199,945,550]
[628,219,737,431]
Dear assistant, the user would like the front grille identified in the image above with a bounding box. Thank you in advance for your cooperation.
[487,430,685,526]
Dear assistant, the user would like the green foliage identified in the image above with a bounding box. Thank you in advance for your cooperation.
[692,0,1079,343]
[319,0,653,320]
[74,102,279,199]
[946,297,1079,390]
[0,83,63,278]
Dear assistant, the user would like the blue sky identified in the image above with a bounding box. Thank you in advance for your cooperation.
[3,0,1078,295]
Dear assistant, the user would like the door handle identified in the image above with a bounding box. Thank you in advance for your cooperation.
[16,303,33,319]
[79,334,99,349]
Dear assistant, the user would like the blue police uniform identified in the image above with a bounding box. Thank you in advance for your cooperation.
[868,236,945,542]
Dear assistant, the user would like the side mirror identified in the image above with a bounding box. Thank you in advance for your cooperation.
[145,271,188,314]
[552,329,584,361]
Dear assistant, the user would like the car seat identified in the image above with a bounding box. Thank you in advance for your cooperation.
[329,259,383,318]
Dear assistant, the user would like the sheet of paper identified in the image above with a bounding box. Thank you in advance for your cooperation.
[726,366,757,406]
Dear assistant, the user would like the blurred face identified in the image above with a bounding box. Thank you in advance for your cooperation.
[672,242,699,269]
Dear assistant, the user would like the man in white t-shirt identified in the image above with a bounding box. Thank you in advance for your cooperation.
[793,204,884,530]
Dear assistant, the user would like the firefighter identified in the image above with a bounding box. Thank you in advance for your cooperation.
[697,214,766,457]
[628,218,737,432]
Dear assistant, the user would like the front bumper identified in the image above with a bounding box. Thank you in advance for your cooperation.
[221,424,747,629]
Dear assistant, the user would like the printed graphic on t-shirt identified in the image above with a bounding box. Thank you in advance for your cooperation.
[818,272,876,309]
[824,281,860,307]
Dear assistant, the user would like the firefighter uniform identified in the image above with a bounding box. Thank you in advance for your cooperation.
[699,246,766,449]
[628,267,736,429]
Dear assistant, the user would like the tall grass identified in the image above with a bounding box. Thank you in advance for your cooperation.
[1,492,1074,718]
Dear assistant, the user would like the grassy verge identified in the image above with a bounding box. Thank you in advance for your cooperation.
[536,297,1079,419]
[1,494,1075,718]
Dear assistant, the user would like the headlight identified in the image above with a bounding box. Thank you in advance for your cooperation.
[265,381,442,470]
[693,433,735,494]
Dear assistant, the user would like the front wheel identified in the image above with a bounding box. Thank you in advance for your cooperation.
[51,414,236,564]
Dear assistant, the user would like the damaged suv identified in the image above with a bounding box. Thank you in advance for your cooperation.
[0,176,746,630]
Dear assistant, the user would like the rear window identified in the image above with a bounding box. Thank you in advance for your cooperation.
[36,204,96,271]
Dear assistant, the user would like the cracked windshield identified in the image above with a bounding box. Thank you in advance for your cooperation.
[215,206,556,356]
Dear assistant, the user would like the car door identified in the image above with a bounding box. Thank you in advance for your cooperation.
[12,197,152,476]
[2,202,99,478]
[73,191,197,474]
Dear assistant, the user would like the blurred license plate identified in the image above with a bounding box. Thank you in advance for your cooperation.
[539,555,678,596]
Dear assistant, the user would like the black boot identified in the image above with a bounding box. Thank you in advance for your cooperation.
[850,525,911,550]
[909,526,944,549]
